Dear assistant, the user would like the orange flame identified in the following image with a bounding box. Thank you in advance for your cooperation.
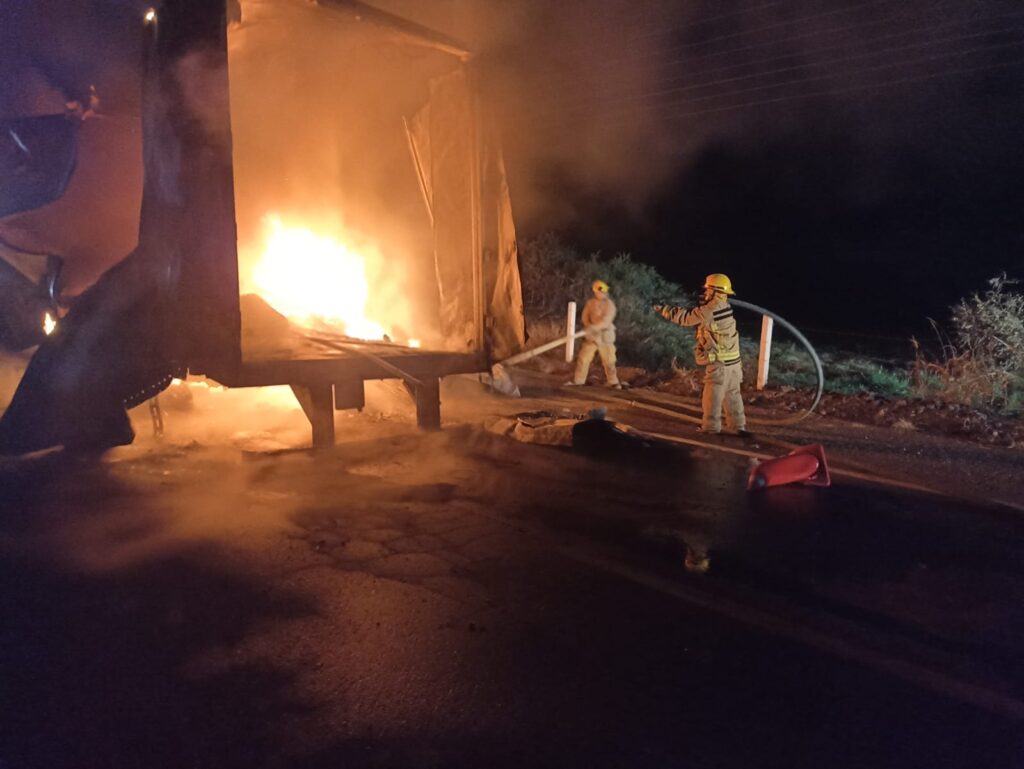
[245,215,391,340]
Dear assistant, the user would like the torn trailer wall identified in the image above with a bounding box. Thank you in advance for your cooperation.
[407,69,526,360]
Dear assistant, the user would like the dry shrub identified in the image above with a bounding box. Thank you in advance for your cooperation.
[912,274,1024,412]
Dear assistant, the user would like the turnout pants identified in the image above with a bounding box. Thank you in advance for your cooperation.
[702,361,745,432]
[574,340,620,385]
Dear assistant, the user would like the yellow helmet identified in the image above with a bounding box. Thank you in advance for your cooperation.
[703,273,735,295]
[592,279,610,294]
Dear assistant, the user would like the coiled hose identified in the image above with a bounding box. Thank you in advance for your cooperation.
[731,298,824,425]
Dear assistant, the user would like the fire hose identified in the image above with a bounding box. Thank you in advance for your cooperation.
[497,300,824,427]
[732,298,825,422]
[489,330,588,396]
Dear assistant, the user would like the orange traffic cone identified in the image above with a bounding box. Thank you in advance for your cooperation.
[747,444,831,491]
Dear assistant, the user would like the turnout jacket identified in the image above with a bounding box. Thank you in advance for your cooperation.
[581,296,617,344]
[658,297,741,366]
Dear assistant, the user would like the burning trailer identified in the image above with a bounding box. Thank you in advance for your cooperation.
[0,0,525,453]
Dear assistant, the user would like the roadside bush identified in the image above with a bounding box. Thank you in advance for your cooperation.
[520,235,952,405]
[912,274,1024,412]
[766,339,910,397]
[519,235,697,371]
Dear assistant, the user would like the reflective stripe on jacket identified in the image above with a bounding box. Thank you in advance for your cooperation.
[658,298,741,365]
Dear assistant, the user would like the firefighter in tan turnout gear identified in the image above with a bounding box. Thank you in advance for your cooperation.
[654,274,749,435]
[568,280,622,388]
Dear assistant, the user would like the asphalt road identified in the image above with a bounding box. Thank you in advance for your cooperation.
[1,403,1022,769]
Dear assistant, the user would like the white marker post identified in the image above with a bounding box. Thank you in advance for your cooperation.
[565,301,577,362]
[756,315,774,391]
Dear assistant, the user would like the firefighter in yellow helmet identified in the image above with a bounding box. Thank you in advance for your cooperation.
[568,279,622,388]
[654,274,749,435]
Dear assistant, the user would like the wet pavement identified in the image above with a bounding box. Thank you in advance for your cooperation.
[1,417,1023,768]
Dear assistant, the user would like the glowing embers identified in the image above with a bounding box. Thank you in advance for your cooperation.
[246,215,389,341]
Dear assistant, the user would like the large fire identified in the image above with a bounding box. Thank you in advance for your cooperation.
[245,215,392,341]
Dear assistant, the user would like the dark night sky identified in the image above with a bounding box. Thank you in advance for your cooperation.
[2,0,1023,338]
[478,0,1024,337]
